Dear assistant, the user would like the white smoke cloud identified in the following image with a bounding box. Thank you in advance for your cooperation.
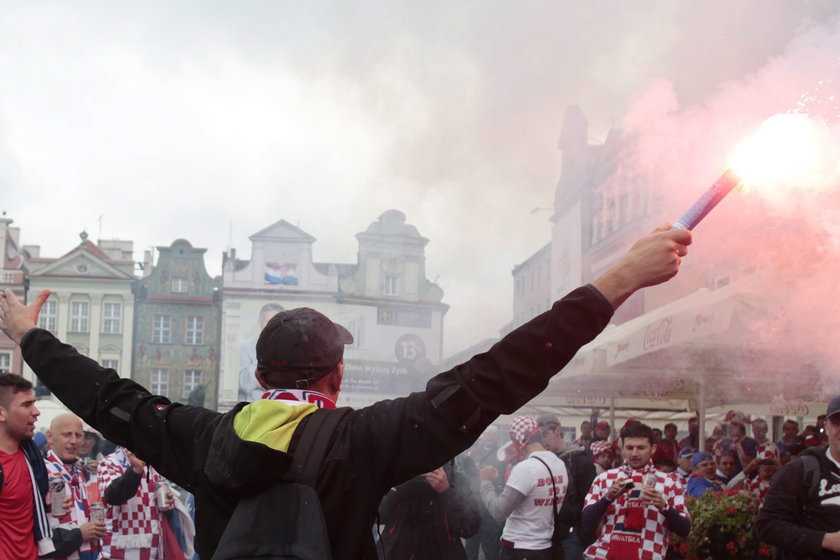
[0,1,839,356]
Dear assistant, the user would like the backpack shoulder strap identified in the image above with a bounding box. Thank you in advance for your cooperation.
[531,455,560,519]
[289,407,352,487]
[801,454,820,500]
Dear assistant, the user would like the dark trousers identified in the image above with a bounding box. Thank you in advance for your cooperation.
[465,517,502,560]
[561,531,584,560]
[499,545,553,560]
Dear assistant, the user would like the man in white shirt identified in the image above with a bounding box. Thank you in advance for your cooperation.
[480,416,568,560]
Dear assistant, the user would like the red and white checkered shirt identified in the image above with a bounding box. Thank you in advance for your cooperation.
[745,476,772,506]
[97,449,164,560]
[583,462,689,560]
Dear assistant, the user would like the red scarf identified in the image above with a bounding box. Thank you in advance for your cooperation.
[261,388,336,409]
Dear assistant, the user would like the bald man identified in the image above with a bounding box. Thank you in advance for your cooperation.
[44,413,106,560]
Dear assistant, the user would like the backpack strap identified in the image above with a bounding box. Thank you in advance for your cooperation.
[289,407,352,487]
[800,454,820,511]
[532,455,561,519]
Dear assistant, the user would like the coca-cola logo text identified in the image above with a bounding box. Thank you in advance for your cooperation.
[643,318,673,351]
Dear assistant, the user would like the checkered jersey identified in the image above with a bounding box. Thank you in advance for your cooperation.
[745,476,772,505]
[583,463,689,560]
[97,451,163,560]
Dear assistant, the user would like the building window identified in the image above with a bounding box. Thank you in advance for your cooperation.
[151,369,169,395]
[383,275,398,296]
[184,370,202,397]
[38,300,57,332]
[152,315,171,344]
[185,316,204,345]
[102,359,119,371]
[171,277,188,293]
[103,302,122,334]
[70,301,89,333]
[0,352,10,373]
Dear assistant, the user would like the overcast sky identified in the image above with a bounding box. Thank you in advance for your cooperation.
[2,1,839,355]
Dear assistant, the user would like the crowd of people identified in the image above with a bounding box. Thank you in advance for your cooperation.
[0,377,196,560]
[426,409,834,560]
[3,225,839,560]
[5,383,835,560]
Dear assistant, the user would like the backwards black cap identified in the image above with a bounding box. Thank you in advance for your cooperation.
[256,308,353,388]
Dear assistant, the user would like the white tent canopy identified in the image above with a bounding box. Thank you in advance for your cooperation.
[528,274,829,438]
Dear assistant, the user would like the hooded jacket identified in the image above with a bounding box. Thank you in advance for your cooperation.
[756,445,840,559]
[20,284,613,560]
[377,458,480,560]
[558,442,596,531]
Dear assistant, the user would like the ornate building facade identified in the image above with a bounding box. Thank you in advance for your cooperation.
[23,233,136,391]
[219,210,448,410]
[132,239,222,410]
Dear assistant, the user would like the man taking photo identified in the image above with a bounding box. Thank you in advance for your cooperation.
[581,422,690,560]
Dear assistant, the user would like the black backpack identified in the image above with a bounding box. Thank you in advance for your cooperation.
[770,454,820,560]
[211,407,352,560]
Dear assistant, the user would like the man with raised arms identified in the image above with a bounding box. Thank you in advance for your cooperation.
[0,226,690,560]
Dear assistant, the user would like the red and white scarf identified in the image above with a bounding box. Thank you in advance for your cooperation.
[44,450,96,559]
[261,388,336,409]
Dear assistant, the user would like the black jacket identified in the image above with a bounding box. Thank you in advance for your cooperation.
[378,458,480,560]
[756,446,840,559]
[20,284,613,560]
[558,443,595,529]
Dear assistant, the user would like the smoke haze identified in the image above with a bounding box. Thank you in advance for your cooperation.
[1,1,839,355]
[615,16,840,398]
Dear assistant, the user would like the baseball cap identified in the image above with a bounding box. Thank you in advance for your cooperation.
[82,423,100,435]
[826,396,840,420]
[591,440,612,457]
[256,308,354,387]
[725,410,746,425]
[691,451,714,468]
[678,446,697,458]
[596,421,610,430]
[536,415,560,430]
[756,447,778,464]
[33,431,48,452]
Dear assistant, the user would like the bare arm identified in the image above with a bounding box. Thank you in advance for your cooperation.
[591,225,692,309]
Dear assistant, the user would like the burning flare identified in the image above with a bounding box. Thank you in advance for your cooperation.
[729,113,840,199]
[673,113,840,230]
